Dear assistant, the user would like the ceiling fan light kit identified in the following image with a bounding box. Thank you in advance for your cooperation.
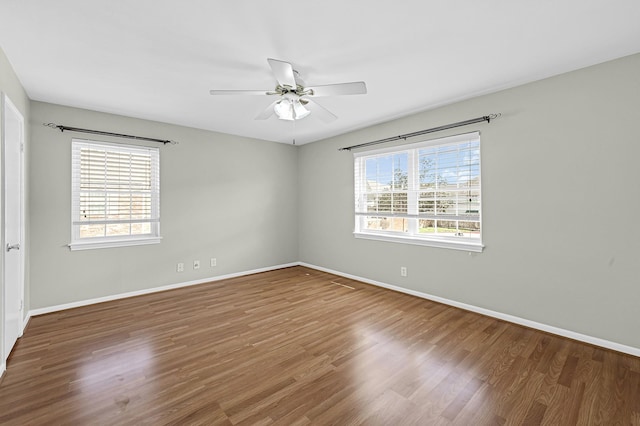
[210,58,367,123]
[274,96,310,121]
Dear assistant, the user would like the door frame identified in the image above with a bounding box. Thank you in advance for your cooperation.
[1,92,26,370]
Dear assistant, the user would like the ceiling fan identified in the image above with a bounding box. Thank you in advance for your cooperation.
[209,58,367,123]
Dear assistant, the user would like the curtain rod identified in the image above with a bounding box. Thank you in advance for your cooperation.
[43,123,178,145]
[338,113,500,151]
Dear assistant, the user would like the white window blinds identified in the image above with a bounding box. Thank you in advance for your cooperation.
[354,132,482,251]
[70,139,161,250]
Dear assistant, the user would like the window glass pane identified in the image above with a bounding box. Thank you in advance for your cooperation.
[461,189,481,216]
[419,150,439,189]
[365,216,389,231]
[418,201,435,214]
[436,220,458,234]
[418,219,435,233]
[106,223,131,236]
[389,217,409,233]
[434,191,455,214]
[365,153,408,190]
[132,222,151,235]
[365,194,378,213]
[80,193,106,221]
[366,155,392,189]
[418,193,435,214]
[363,216,410,232]
[80,224,105,238]
[106,194,128,220]
[392,192,408,214]
[391,154,408,190]
[458,221,481,238]
[377,194,392,213]
[132,195,152,219]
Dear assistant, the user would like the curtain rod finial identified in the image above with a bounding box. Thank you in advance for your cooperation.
[43,122,65,132]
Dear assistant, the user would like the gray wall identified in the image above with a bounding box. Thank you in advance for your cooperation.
[29,102,298,309]
[298,53,640,349]
[1,46,30,365]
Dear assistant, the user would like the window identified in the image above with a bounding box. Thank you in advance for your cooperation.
[354,132,482,252]
[70,139,161,250]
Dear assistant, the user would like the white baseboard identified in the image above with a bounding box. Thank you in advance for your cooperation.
[21,312,30,335]
[299,262,640,358]
[1,362,5,380]
[28,262,299,317]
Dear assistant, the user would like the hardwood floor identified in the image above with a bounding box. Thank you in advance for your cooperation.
[1,266,638,425]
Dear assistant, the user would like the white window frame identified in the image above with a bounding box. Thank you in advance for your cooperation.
[353,132,483,252]
[69,139,161,250]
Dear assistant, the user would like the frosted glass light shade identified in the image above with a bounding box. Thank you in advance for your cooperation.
[274,98,310,120]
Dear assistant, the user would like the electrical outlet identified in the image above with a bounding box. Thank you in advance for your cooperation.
[400,266,407,277]
[177,262,184,272]
[193,260,200,270]
[210,258,217,267]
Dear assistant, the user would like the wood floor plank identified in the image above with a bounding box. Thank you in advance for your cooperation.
[522,400,548,425]
[0,266,638,425]
[561,381,586,426]
[558,355,579,387]
[537,383,571,425]
[440,376,485,420]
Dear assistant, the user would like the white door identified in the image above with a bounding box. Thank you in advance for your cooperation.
[2,94,24,364]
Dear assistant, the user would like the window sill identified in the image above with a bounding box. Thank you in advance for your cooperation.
[69,236,162,251]
[354,232,483,252]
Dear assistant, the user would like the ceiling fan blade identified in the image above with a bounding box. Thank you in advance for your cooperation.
[210,90,271,96]
[255,100,278,120]
[267,58,297,89]
[304,99,337,123]
[306,81,367,97]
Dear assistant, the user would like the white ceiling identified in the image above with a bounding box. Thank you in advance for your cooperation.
[1,1,639,145]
